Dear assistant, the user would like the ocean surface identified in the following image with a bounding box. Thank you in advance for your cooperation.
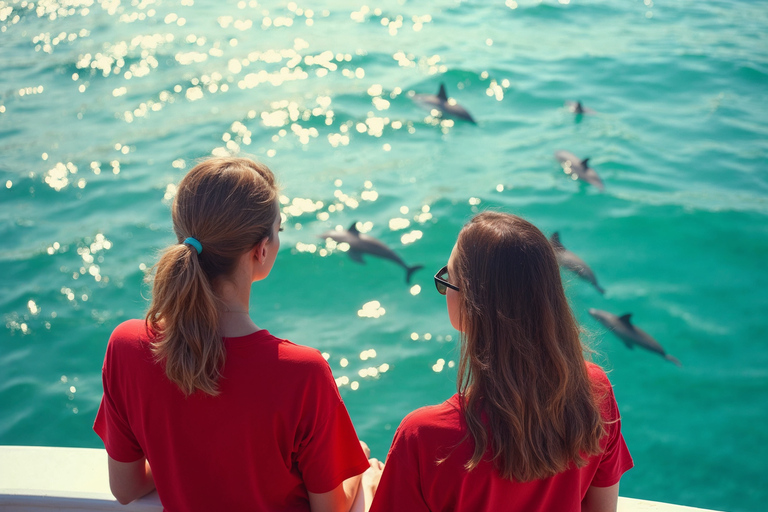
[1,0,767,510]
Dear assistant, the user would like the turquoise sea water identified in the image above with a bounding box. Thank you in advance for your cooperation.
[1,0,767,510]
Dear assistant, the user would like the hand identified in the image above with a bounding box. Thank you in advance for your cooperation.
[359,440,371,458]
[362,457,384,509]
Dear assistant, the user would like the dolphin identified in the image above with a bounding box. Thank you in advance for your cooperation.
[588,308,681,367]
[549,232,604,294]
[412,83,476,124]
[320,222,424,284]
[565,100,596,115]
[554,150,605,191]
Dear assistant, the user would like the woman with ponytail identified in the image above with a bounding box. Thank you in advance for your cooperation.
[370,212,633,512]
[94,157,371,511]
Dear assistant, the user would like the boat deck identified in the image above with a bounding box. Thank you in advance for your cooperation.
[0,446,719,511]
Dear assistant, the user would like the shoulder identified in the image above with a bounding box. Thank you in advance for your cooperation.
[268,333,329,369]
[261,332,337,386]
[229,330,327,366]
[107,319,153,353]
[110,319,151,338]
[386,396,466,472]
[586,361,611,387]
[586,362,621,420]
[101,320,156,376]
[396,396,463,441]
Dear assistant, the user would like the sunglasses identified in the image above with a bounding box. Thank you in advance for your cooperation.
[434,265,460,295]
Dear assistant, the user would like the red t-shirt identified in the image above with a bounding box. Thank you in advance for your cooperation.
[94,319,369,511]
[370,364,633,512]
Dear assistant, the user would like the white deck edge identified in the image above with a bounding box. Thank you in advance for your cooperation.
[0,446,721,511]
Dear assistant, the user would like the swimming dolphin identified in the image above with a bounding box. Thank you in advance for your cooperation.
[554,150,605,191]
[588,308,681,367]
[549,232,604,294]
[412,83,476,124]
[565,101,596,115]
[320,222,424,284]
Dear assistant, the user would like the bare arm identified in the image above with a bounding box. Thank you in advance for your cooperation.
[107,456,155,505]
[309,440,375,512]
[307,474,362,512]
[361,458,384,512]
[582,482,620,512]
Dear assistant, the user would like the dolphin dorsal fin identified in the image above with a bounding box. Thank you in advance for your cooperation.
[581,157,590,168]
[348,222,360,235]
[550,232,563,249]
[618,313,633,326]
[437,83,448,102]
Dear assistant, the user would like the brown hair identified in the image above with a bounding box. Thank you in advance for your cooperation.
[452,212,605,481]
[146,157,279,396]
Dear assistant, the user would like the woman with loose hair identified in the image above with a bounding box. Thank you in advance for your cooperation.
[93,157,371,511]
[370,212,633,512]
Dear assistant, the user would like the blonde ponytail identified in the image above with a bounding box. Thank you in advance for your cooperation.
[146,157,279,395]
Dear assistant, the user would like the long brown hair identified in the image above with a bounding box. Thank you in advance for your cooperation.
[146,157,279,396]
[453,212,605,482]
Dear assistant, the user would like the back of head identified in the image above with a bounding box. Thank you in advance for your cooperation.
[147,157,279,396]
[453,212,604,481]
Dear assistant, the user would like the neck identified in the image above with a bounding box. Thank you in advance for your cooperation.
[213,275,252,317]
[221,307,249,315]
[218,307,260,338]
[212,255,262,338]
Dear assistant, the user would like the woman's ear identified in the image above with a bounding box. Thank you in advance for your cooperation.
[253,237,269,264]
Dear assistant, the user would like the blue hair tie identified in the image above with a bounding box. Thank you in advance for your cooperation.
[183,237,202,255]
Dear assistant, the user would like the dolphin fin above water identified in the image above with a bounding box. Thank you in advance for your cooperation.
[550,231,565,250]
[554,150,605,191]
[617,314,635,349]
[412,82,476,124]
[566,100,596,115]
[437,83,448,102]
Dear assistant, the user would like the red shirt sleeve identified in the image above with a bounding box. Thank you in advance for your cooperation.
[369,415,432,512]
[295,359,370,493]
[590,370,634,487]
[93,322,145,463]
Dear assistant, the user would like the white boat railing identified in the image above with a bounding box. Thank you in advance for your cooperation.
[0,446,720,512]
